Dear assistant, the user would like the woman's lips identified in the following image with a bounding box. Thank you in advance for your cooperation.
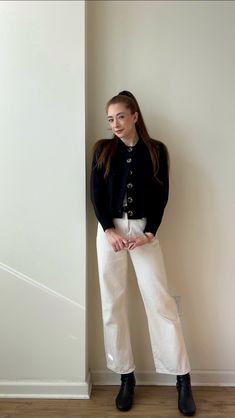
[115,130,123,134]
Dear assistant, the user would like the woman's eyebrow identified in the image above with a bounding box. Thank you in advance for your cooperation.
[107,112,125,119]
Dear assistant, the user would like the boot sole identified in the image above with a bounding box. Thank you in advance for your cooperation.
[179,408,196,416]
[116,403,133,412]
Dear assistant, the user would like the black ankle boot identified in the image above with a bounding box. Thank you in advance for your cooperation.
[115,371,136,411]
[176,373,196,416]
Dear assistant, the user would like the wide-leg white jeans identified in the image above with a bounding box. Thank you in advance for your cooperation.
[96,215,191,376]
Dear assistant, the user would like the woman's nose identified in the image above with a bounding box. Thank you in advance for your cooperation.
[113,118,120,128]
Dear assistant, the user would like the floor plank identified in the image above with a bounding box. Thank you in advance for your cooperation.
[0,386,235,418]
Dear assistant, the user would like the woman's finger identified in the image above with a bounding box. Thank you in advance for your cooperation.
[128,235,148,250]
[117,242,123,251]
[128,241,136,250]
[113,239,125,252]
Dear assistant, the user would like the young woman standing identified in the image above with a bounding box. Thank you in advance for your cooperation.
[90,90,196,416]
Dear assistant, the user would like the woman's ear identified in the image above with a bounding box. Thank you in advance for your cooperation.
[134,111,138,123]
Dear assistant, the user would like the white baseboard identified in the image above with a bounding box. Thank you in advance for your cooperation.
[0,372,92,399]
[91,369,235,387]
[1,369,234,399]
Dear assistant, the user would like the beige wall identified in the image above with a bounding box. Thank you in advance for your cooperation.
[87,0,235,385]
[0,1,89,397]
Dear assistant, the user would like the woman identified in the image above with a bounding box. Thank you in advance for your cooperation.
[90,90,196,416]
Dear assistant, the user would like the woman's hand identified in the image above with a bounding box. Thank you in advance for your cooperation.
[128,233,154,250]
[105,228,128,252]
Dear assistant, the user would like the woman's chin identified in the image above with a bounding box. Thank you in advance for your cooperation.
[114,131,124,137]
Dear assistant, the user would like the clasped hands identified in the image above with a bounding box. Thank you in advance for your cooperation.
[105,228,154,252]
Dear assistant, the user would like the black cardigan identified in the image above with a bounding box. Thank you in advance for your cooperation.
[90,138,169,236]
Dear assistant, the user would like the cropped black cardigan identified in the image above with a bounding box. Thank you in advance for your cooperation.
[90,138,169,236]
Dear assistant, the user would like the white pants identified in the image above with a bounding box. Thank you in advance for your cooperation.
[96,215,191,375]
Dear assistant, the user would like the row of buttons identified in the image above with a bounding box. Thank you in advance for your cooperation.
[125,147,134,217]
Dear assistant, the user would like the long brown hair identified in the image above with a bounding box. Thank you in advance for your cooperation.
[92,90,168,180]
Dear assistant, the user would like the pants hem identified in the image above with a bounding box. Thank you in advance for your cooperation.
[107,364,136,374]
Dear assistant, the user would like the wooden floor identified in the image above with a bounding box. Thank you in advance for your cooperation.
[0,386,235,418]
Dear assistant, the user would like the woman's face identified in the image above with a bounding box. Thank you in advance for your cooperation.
[107,103,138,140]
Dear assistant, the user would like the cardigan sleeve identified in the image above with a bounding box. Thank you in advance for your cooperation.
[90,147,115,231]
[144,141,169,235]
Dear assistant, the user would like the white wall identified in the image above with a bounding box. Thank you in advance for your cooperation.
[0,1,89,397]
[87,0,235,385]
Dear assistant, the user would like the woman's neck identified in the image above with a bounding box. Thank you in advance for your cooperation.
[120,133,139,147]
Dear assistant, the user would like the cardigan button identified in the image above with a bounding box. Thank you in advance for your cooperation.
[127,197,133,203]
[126,158,132,163]
[127,183,133,189]
[128,147,133,152]
[128,210,133,217]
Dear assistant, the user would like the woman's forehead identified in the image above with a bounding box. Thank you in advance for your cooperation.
[107,102,129,116]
